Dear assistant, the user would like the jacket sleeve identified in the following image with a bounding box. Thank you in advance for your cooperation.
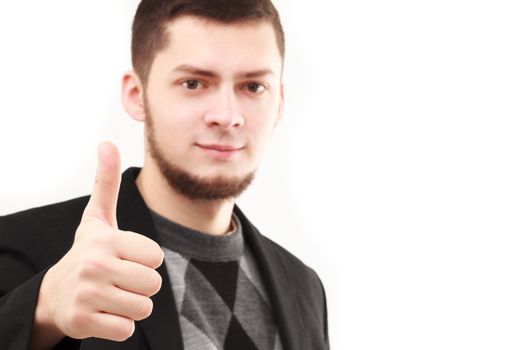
[0,214,53,350]
[0,270,48,350]
[0,208,86,350]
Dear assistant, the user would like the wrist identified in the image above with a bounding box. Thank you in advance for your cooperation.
[30,267,65,350]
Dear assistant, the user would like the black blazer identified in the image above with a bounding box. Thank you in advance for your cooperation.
[0,167,329,350]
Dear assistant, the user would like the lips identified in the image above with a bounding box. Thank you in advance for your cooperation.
[197,144,243,151]
[195,143,244,159]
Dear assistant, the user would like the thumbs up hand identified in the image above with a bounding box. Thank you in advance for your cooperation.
[32,143,164,346]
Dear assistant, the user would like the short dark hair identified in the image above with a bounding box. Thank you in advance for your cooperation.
[131,0,285,86]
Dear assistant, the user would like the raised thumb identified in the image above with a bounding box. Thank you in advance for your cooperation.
[83,142,121,227]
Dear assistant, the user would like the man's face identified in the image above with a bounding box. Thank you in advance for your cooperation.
[142,16,284,200]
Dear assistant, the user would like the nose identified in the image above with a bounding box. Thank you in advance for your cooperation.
[203,87,245,129]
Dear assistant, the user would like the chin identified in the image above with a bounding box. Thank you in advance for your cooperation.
[156,159,256,200]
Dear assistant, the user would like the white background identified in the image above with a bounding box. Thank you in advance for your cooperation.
[1,1,525,349]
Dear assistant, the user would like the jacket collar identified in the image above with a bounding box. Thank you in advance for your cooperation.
[114,167,302,350]
[233,205,304,350]
[116,167,184,349]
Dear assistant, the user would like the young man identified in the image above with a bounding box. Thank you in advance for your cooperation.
[0,1,329,349]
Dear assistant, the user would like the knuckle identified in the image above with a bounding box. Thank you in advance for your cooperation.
[73,285,95,305]
[114,320,135,341]
[150,271,162,295]
[156,247,165,266]
[143,242,164,268]
[148,246,164,269]
[79,259,107,279]
[142,270,162,296]
[68,309,92,332]
[135,297,154,320]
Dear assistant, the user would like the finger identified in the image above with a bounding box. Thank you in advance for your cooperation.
[112,259,162,297]
[83,142,121,227]
[88,312,135,342]
[94,285,154,321]
[116,231,165,269]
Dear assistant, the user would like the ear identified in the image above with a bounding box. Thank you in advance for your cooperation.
[274,82,285,128]
[121,70,146,122]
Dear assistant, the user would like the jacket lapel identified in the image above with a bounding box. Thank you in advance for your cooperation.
[113,168,303,350]
[116,168,184,350]
[234,205,303,350]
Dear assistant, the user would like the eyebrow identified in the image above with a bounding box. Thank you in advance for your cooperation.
[171,64,275,79]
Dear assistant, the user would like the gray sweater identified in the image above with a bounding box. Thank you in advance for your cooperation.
[150,209,283,350]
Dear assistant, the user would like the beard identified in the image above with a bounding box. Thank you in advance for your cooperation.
[144,101,255,201]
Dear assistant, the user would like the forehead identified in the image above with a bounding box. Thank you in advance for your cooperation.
[151,16,282,77]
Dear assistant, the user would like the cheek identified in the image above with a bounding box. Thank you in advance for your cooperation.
[148,115,195,162]
[150,102,200,137]
[245,94,280,129]
[147,84,202,129]
[247,116,277,152]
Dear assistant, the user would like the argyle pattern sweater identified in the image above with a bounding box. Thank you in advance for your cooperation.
[150,210,283,350]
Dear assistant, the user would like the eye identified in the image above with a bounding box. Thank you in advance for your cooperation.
[181,80,202,90]
[246,82,266,95]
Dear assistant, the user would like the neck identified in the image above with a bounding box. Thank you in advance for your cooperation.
[136,163,235,236]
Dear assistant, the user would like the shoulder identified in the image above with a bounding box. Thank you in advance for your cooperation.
[234,205,325,293]
[235,207,308,267]
[0,196,90,260]
[249,227,329,347]
[257,232,325,294]
[1,195,89,232]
